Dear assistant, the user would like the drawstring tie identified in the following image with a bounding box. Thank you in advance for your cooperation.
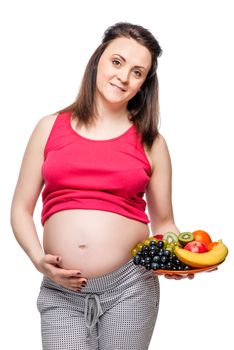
[84,294,103,339]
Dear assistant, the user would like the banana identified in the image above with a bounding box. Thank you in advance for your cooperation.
[174,240,228,268]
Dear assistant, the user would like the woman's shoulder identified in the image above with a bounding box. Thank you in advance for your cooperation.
[29,113,60,153]
[36,112,59,136]
[150,132,169,156]
[39,112,59,128]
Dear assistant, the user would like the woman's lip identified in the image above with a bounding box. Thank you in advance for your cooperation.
[110,83,126,92]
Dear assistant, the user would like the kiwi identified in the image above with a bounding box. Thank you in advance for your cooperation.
[178,232,194,246]
[163,232,179,244]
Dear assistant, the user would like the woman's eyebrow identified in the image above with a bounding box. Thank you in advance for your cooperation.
[112,53,146,70]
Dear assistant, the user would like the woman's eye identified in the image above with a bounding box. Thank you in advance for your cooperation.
[112,59,120,66]
[112,60,142,77]
[134,70,142,77]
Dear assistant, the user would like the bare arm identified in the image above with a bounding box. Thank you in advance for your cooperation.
[146,134,180,236]
[10,116,49,270]
[10,114,88,290]
[145,134,194,280]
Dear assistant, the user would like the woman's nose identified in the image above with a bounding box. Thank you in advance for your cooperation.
[117,69,129,83]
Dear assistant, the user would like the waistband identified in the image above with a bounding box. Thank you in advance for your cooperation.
[41,258,155,340]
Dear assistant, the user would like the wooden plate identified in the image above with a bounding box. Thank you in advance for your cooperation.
[153,263,220,276]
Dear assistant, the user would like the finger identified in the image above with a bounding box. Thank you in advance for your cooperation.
[69,276,88,287]
[164,274,185,280]
[69,277,87,284]
[176,274,193,280]
[69,286,81,292]
[45,254,62,265]
[70,282,86,288]
[80,278,88,283]
[174,275,184,280]
[79,278,88,285]
[164,274,175,279]
[71,279,87,288]
[60,269,83,278]
[206,267,218,272]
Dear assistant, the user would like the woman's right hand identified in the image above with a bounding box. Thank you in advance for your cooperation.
[37,254,88,292]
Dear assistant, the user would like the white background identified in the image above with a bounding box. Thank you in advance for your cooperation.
[1,0,233,349]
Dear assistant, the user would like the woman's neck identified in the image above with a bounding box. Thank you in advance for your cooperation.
[94,95,129,125]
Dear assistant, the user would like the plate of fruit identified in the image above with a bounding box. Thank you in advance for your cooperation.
[131,230,228,275]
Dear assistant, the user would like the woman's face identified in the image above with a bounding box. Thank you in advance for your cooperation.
[95,36,152,109]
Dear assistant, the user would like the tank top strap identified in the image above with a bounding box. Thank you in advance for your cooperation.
[44,111,71,159]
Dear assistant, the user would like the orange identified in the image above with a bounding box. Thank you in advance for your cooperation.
[192,230,212,248]
[207,241,219,251]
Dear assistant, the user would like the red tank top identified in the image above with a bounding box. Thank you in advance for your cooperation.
[41,111,152,226]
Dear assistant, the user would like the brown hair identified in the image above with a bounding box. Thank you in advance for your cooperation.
[56,22,163,151]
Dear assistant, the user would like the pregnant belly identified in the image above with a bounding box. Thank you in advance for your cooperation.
[43,209,150,278]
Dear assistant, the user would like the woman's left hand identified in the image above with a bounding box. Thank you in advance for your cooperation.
[164,273,195,280]
[155,271,194,279]
[158,266,218,280]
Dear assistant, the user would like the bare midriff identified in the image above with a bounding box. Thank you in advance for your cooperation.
[43,209,150,278]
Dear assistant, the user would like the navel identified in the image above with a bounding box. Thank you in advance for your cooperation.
[78,244,86,248]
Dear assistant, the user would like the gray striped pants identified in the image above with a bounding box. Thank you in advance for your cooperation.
[37,258,160,350]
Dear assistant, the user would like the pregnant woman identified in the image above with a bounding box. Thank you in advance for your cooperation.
[10,22,192,350]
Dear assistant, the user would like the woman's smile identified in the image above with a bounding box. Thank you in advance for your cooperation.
[109,82,126,92]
